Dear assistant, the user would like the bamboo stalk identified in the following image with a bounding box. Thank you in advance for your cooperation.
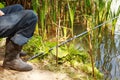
[56,17,61,66]
[86,20,95,78]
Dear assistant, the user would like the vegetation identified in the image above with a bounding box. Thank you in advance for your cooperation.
[0,0,120,79]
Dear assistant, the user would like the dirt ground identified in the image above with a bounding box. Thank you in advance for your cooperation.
[0,48,72,80]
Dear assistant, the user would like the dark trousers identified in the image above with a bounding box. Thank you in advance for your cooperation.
[0,4,37,46]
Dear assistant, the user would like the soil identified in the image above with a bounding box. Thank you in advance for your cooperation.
[0,48,72,80]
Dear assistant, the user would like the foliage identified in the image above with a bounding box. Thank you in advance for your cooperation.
[23,35,43,55]
[0,2,4,8]
[23,35,56,56]
[2,0,31,9]
[23,35,103,79]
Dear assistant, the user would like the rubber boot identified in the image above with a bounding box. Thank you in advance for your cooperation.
[3,40,33,71]
[6,38,27,57]
[19,51,27,57]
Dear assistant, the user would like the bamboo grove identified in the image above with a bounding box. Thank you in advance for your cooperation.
[1,0,117,40]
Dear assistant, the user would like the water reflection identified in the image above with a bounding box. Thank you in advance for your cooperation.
[96,34,120,80]
[73,23,120,79]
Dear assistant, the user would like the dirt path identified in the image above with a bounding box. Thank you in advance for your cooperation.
[0,49,71,80]
[0,62,71,80]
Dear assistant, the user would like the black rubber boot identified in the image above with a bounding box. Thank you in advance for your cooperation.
[3,40,33,71]
[19,51,27,57]
[6,38,27,57]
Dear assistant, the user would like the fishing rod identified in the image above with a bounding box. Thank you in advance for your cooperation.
[27,16,119,61]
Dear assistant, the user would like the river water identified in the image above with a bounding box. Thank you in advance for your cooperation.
[74,23,120,80]
[95,34,120,80]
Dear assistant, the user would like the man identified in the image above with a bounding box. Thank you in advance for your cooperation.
[0,4,38,71]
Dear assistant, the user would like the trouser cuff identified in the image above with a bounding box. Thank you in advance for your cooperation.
[11,34,29,46]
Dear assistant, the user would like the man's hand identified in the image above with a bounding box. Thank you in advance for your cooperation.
[0,10,4,16]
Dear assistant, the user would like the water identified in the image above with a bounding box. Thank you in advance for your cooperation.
[95,16,120,80]
[95,34,120,80]
[73,23,120,80]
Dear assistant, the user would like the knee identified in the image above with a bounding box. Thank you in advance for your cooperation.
[14,4,24,11]
[25,10,38,22]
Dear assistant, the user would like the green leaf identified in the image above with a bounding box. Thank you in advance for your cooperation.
[52,47,69,58]
[0,3,4,8]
